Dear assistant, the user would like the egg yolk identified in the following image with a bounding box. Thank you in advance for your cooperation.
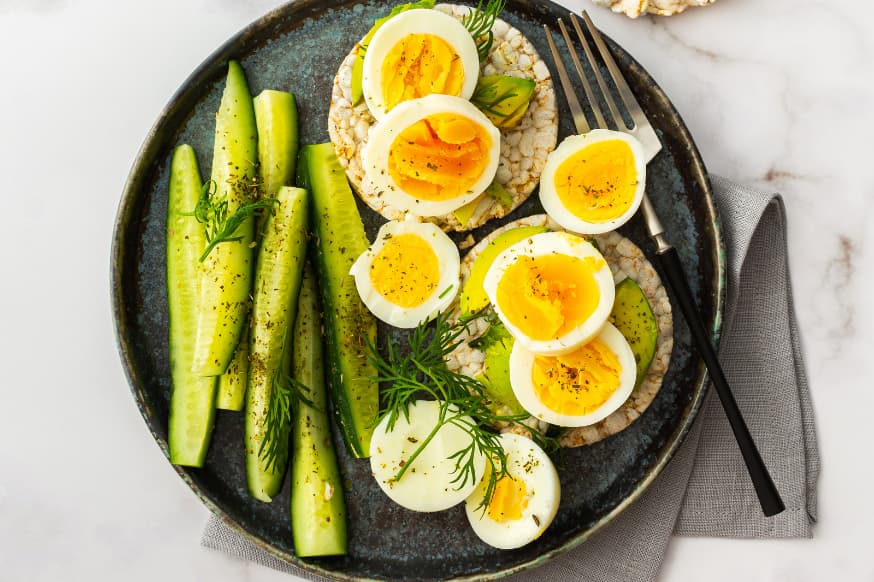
[389,113,491,202]
[531,339,621,415]
[555,139,639,223]
[381,34,465,112]
[495,253,603,341]
[487,474,529,523]
[369,234,440,307]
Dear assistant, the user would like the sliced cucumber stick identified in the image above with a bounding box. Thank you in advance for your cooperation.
[216,327,248,411]
[291,263,347,557]
[167,144,218,467]
[254,90,299,196]
[245,186,310,501]
[191,60,259,376]
[219,90,299,407]
[297,143,378,459]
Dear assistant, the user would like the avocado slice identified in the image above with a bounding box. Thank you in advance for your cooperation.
[610,277,658,387]
[473,322,526,416]
[472,75,537,129]
[460,225,550,315]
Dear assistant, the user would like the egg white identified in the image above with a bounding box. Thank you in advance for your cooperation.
[369,400,486,512]
[482,231,615,356]
[350,220,459,329]
[509,322,636,427]
[361,8,480,120]
[362,94,501,217]
[539,129,646,234]
[465,433,560,549]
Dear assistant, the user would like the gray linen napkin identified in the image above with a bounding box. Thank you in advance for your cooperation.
[201,176,819,581]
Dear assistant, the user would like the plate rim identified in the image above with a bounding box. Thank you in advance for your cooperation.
[110,0,726,579]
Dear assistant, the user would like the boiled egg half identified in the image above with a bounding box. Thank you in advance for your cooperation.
[465,433,560,549]
[539,129,646,234]
[363,94,501,217]
[483,231,615,355]
[350,220,460,328]
[362,8,480,120]
[370,400,486,512]
[509,322,636,427]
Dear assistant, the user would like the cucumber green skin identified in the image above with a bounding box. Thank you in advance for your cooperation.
[610,277,658,387]
[254,90,298,197]
[191,60,259,376]
[245,186,310,501]
[291,263,347,557]
[297,143,378,459]
[219,90,299,408]
[167,144,218,467]
[216,326,248,411]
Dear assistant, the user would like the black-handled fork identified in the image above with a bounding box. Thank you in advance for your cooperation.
[544,11,785,517]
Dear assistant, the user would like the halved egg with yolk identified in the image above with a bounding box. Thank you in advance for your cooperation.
[363,94,501,217]
[482,231,615,355]
[465,433,560,549]
[350,220,460,328]
[539,129,646,234]
[361,8,480,120]
[509,322,636,427]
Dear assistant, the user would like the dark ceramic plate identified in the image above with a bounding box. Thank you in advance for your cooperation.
[111,0,725,580]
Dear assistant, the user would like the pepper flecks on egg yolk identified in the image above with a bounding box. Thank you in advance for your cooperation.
[381,34,465,112]
[494,254,603,341]
[531,339,621,416]
[487,473,529,523]
[555,139,639,223]
[388,113,491,202]
[369,233,440,308]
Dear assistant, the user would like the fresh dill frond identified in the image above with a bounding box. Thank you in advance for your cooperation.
[258,366,317,473]
[470,84,520,119]
[367,310,528,513]
[193,178,277,262]
[461,0,506,61]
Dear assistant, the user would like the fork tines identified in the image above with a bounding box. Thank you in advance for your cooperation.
[543,12,660,161]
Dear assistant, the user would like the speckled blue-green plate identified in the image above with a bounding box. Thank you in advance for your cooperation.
[111,1,724,580]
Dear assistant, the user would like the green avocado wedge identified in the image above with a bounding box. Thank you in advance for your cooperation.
[460,225,550,315]
[610,277,658,387]
[473,321,526,416]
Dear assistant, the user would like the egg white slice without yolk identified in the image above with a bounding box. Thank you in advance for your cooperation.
[362,93,502,217]
[370,400,487,512]
[350,220,460,329]
[465,433,560,549]
[509,322,637,427]
[482,231,615,356]
[539,129,646,234]
[361,8,480,120]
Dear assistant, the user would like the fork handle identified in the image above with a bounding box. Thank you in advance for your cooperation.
[656,246,785,517]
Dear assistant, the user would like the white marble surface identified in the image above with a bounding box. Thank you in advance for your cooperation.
[0,0,871,580]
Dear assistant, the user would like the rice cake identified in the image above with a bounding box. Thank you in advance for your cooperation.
[445,215,673,446]
[327,3,558,231]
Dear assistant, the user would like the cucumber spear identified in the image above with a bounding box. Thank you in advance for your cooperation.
[217,89,300,409]
[190,60,261,377]
[245,186,309,501]
[166,144,218,466]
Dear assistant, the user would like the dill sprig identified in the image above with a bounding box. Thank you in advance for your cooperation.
[461,0,506,62]
[193,179,277,262]
[258,366,316,473]
[470,83,519,119]
[368,310,528,512]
